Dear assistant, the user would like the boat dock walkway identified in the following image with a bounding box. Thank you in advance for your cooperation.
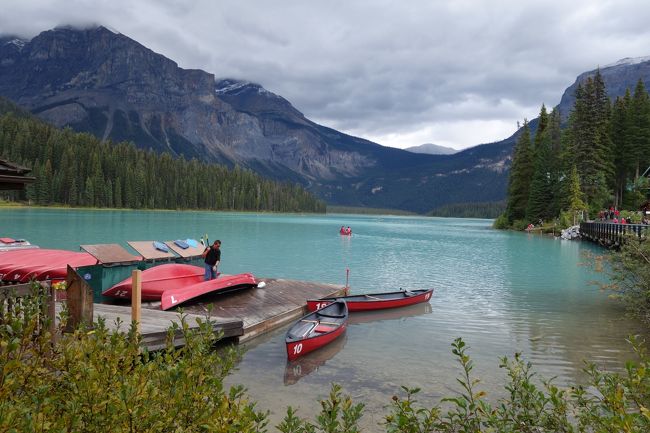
[61,277,346,350]
[163,277,347,343]
[88,304,243,351]
[580,222,648,248]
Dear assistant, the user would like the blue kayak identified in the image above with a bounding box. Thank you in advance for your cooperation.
[174,239,189,249]
[153,241,170,252]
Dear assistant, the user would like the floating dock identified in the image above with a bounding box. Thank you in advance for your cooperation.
[92,304,243,351]
[157,277,347,343]
[69,277,346,350]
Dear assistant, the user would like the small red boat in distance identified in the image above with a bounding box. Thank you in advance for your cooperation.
[0,237,38,251]
[102,263,204,300]
[286,300,348,361]
[160,273,258,310]
[306,288,433,312]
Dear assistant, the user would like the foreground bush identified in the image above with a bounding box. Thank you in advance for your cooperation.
[0,292,268,432]
[606,237,650,325]
[279,338,650,433]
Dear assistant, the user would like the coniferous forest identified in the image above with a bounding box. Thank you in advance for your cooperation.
[0,99,326,213]
[497,71,650,229]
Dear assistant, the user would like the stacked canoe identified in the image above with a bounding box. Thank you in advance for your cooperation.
[0,248,98,283]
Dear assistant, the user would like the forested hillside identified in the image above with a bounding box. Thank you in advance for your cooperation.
[428,201,505,219]
[0,99,326,213]
[498,71,650,229]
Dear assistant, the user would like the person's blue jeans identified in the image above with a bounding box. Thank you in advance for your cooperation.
[204,263,217,281]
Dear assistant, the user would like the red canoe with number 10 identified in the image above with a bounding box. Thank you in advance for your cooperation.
[286,300,348,361]
[306,288,433,312]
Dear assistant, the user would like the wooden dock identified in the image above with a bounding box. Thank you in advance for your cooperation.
[93,304,243,351]
[7,275,345,351]
[580,222,648,248]
[140,277,347,343]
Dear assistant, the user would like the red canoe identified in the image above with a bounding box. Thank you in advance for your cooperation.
[102,263,205,300]
[0,249,70,277]
[1,250,93,282]
[160,273,257,310]
[286,300,348,361]
[28,253,99,282]
[16,251,97,283]
[306,288,434,312]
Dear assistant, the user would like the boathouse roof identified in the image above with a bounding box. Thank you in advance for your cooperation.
[0,158,35,190]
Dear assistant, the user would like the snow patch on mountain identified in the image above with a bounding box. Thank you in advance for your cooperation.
[4,38,26,50]
[215,79,278,98]
[604,56,650,69]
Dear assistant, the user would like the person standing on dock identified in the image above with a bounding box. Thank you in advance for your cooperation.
[202,240,221,280]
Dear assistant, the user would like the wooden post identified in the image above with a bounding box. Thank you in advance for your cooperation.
[345,268,350,295]
[65,265,94,332]
[47,283,56,341]
[131,269,142,333]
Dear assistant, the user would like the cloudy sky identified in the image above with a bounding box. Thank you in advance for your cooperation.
[2,1,650,150]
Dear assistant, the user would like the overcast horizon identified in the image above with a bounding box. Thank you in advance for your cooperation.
[2,1,650,150]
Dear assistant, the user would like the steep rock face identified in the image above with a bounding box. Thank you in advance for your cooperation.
[0,26,378,180]
[0,25,513,212]
[214,79,375,179]
[558,57,650,120]
[0,26,229,161]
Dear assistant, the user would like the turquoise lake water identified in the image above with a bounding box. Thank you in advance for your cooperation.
[2,208,647,428]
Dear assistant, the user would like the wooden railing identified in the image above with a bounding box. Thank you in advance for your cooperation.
[580,222,648,247]
[0,281,56,338]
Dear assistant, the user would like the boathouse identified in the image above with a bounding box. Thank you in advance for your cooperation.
[0,158,35,190]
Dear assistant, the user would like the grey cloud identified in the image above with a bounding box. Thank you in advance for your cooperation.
[2,0,649,149]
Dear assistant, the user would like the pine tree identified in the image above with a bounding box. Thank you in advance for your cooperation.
[567,165,587,225]
[564,71,613,212]
[610,92,634,207]
[526,106,553,222]
[547,108,564,216]
[631,79,650,180]
[505,120,534,224]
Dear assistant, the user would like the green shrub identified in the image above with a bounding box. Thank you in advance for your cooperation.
[557,210,576,229]
[492,213,510,229]
[281,338,650,433]
[605,238,650,324]
[511,219,529,231]
[0,288,268,432]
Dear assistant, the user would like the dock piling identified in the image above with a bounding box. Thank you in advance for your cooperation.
[131,269,142,333]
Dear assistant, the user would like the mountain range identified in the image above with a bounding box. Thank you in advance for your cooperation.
[1,26,649,213]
